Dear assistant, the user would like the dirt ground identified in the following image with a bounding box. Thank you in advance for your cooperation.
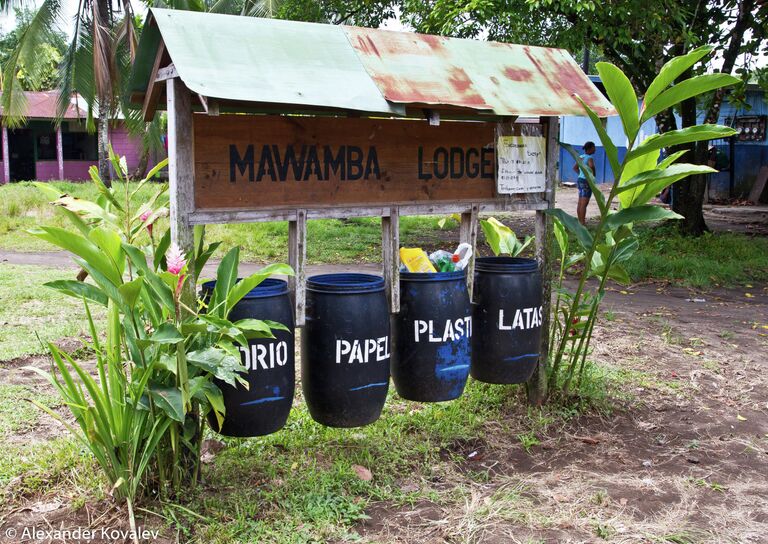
[354,282,768,543]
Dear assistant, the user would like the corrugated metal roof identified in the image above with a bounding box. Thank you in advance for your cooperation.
[0,91,84,120]
[131,8,614,118]
[344,27,614,117]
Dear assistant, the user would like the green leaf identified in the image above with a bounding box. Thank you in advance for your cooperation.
[618,163,716,207]
[618,149,660,208]
[44,280,108,306]
[28,226,121,285]
[478,218,533,257]
[52,195,119,225]
[626,125,737,163]
[194,241,221,280]
[151,323,184,344]
[88,226,124,275]
[643,46,712,108]
[187,347,247,388]
[596,62,639,142]
[261,319,291,332]
[642,73,741,123]
[234,318,276,339]
[545,209,593,250]
[606,263,631,285]
[657,150,689,169]
[561,143,606,214]
[154,230,172,271]
[211,247,240,318]
[117,277,144,308]
[604,205,683,231]
[157,353,177,375]
[149,385,185,422]
[225,263,294,313]
[553,217,567,258]
[574,96,620,178]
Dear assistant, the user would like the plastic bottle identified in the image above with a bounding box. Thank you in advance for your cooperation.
[453,243,473,271]
[435,255,457,272]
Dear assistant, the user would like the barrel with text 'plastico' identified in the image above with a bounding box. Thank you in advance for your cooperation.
[302,273,390,427]
[392,270,471,402]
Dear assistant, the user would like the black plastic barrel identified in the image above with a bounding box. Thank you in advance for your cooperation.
[471,257,543,384]
[392,270,472,402]
[302,273,390,427]
[201,278,294,437]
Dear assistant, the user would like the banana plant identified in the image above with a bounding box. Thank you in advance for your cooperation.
[480,217,535,257]
[544,46,738,397]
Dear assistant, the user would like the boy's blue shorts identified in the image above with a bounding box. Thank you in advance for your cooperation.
[577,178,592,199]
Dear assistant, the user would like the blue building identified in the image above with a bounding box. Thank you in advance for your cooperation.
[559,77,767,201]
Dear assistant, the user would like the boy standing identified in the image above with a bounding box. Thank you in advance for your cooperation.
[573,141,596,225]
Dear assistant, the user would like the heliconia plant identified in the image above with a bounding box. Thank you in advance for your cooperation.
[540,46,738,399]
[26,147,292,538]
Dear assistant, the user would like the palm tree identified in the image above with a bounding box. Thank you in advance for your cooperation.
[1,0,139,185]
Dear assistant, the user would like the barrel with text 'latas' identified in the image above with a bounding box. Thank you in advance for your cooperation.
[201,278,295,437]
[302,273,390,427]
[392,270,472,402]
[471,257,543,384]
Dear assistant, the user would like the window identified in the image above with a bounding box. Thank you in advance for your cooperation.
[37,133,57,160]
[62,132,97,161]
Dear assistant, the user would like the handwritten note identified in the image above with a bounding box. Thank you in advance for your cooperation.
[496,135,546,194]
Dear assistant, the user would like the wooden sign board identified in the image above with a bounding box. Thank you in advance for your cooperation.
[193,115,499,211]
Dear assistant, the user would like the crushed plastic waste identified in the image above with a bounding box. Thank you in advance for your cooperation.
[400,244,473,273]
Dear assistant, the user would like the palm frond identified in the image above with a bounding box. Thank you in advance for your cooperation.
[1,0,64,128]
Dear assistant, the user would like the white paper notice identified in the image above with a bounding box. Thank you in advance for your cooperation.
[496,135,546,194]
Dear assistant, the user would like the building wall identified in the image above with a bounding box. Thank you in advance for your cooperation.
[558,89,767,198]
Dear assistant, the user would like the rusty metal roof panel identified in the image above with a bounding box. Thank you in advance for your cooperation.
[0,91,84,120]
[342,27,614,117]
[145,9,404,116]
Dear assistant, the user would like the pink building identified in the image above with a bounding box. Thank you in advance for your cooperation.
[0,91,162,183]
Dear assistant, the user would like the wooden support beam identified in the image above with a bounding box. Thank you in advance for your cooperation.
[460,204,479,299]
[142,45,169,121]
[166,77,197,309]
[1,124,8,184]
[156,64,179,82]
[528,115,560,406]
[288,209,307,326]
[56,125,64,180]
[381,206,400,314]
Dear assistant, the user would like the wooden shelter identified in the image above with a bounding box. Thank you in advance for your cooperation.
[130,8,613,396]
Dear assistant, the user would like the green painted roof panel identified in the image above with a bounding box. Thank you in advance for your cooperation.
[144,9,404,115]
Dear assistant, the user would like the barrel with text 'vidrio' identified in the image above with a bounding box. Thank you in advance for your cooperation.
[471,257,543,384]
[302,274,390,427]
[201,279,295,437]
[392,270,472,402]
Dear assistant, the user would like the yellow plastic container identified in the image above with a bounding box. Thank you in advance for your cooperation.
[399,247,437,273]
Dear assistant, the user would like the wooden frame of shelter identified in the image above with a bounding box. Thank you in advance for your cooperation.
[131,9,614,401]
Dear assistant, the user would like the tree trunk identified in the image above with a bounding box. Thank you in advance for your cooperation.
[671,96,709,236]
[98,98,111,186]
[132,146,150,180]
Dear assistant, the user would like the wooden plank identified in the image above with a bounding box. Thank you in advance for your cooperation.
[193,115,498,211]
[142,44,168,122]
[528,116,559,405]
[156,63,179,82]
[167,77,197,309]
[459,204,479,299]
[187,198,547,225]
[382,207,400,314]
[288,209,307,326]
[748,165,768,203]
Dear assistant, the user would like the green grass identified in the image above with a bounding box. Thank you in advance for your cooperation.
[0,384,59,436]
[0,182,447,263]
[624,224,768,288]
[0,264,105,361]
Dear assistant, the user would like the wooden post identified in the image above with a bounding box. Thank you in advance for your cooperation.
[460,204,479,298]
[527,115,559,406]
[1,124,9,184]
[166,77,197,307]
[381,206,400,314]
[56,125,64,180]
[288,209,307,326]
